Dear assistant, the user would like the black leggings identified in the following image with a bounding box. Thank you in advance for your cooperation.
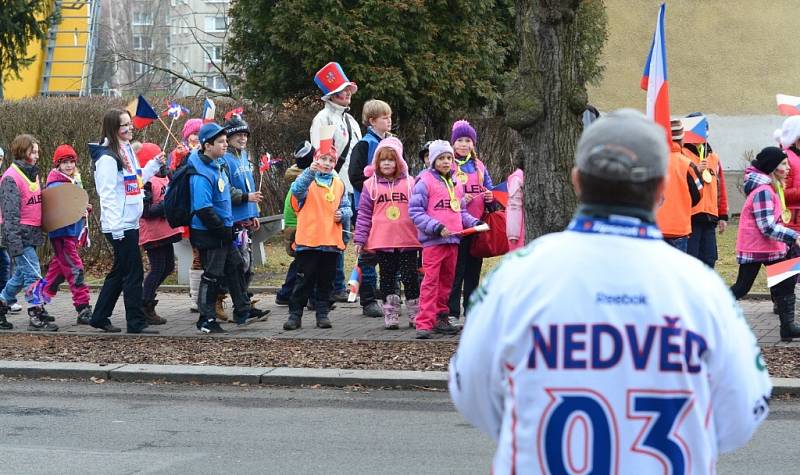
[143,244,175,301]
[448,236,483,317]
[376,250,420,301]
[730,261,794,300]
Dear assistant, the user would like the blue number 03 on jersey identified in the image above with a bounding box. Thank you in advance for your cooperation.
[537,388,694,475]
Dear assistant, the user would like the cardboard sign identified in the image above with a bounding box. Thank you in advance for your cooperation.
[41,183,89,232]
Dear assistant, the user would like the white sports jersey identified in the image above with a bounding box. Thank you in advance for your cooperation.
[449,215,772,475]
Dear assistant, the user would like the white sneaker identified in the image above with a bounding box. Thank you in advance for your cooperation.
[9,303,22,314]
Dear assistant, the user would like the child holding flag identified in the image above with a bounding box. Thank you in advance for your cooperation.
[41,144,92,325]
[354,137,421,329]
[283,129,352,331]
[138,143,182,325]
[730,147,800,341]
[448,120,494,323]
[0,134,57,331]
[409,140,480,339]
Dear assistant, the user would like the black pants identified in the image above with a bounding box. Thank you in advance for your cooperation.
[290,250,338,317]
[448,236,483,318]
[91,230,147,332]
[198,245,250,323]
[731,260,795,300]
[143,244,175,301]
[377,250,420,301]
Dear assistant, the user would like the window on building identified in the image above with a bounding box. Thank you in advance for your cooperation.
[134,63,151,75]
[205,75,227,92]
[132,12,154,25]
[132,35,153,50]
[204,16,226,32]
[206,45,223,62]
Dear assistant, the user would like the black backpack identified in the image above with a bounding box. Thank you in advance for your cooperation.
[164,163,200,228]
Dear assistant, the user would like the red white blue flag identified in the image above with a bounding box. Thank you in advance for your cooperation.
[641,3,671,142]
[776,94,800,116]
[682,115,709,144]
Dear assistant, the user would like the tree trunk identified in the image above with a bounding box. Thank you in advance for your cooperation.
[505,0,590,240]
[0,75,4,101]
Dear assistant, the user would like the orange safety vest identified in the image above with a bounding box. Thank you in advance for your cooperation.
[684,147,720,217]
[292,177,346,250]
[656,146,693,238]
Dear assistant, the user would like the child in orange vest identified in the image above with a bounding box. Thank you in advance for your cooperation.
[0,134,57,331]
[42,144,92,324]
[283,142,352,330]
[354,137,421,329]
[138,143,183,326]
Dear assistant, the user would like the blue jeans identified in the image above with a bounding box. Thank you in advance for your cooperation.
[277,259,298,301]
[665,236,689,253]
[334,252,346,293]
[0,248,10,291]
[687,221,718,268]
[0,246,41,305]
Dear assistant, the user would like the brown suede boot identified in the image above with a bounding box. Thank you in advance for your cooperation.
[215,295,230,322]
[143,300,167,325]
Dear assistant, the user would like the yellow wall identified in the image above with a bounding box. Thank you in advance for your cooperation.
[2,1,90,98]
[588,0,800,115]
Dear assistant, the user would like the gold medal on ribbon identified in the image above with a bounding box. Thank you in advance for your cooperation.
[218,177,225,192]
[783,209,792,224]
[456,171,468,184]
[702,169,712,183]
[325,191,335,202]
[450,200,461,212]
[29,183,38,192]
[386,205,400,220]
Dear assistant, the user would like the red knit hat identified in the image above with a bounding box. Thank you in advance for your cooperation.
[136,143,162,168]
[52,144,78,166]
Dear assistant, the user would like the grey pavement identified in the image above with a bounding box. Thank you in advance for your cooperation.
[0,378,795,474]
[2,290,459,341]
[0,290,785,345]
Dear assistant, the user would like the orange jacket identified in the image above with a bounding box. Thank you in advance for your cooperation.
[683,147,729,220]
[656,143,696,238]
[292,177,346,250]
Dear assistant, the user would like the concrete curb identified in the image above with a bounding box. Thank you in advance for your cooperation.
[0,360,795,394]
[0,360,448,389]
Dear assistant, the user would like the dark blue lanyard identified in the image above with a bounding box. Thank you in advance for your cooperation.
[567,215,662,240]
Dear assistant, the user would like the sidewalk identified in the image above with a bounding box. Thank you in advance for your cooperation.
[2,291,458,342]
[0,290,789,346]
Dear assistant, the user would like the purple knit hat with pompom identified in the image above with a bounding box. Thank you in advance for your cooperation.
[450,119,477,145]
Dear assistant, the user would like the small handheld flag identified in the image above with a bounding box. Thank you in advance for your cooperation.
[202,98,216,123]
[681,115,709,144]
[491,182,509,208]
[347,265,362,302]
[126,95,160,129]
[259,153,273,173]
[457,223,490,237]
[224,107,244,121]
[25,279,51,306]
[163,102,190,120]
[641,3,671,142]
[776,94,800,116]
[766,257,800,287]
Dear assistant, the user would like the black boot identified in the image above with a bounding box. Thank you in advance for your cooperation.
[0,301,12,330]
[316,313,332,329]
[143,300,167,325]
[777,294,800,342]
[360,283,383,318]
[28,306,58,332]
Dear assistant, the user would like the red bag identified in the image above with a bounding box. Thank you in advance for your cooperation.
[469,209,509,258]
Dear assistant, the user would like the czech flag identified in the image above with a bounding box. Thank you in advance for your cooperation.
[491,182,509,208]
[126,95,159,129]
[641,3,671,142]
[347,265,362,302]
[776,94,800,116]
[766,257,800,287]
[682,115,709,144]
[259,153,280,172]
[163,102,190,120]
[202,98,216,123]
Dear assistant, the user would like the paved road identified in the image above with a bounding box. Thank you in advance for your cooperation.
[0,379,796,474]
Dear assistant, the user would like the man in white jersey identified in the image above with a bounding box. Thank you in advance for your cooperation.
[449,109,772,474]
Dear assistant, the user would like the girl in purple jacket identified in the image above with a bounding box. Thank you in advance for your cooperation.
[408,140,479,339]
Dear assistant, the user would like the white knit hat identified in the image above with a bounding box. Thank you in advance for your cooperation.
[428,140,454,167]
[775,116,800,149]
